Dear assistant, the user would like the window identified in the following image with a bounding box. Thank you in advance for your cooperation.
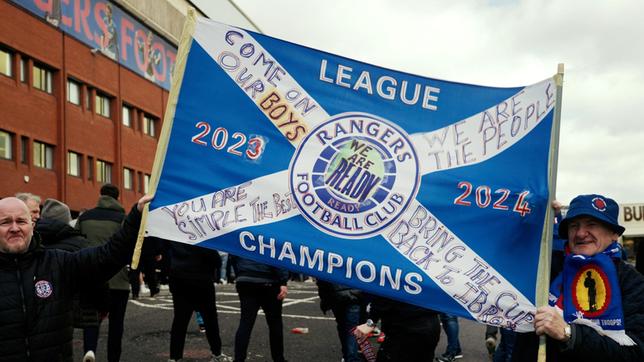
[33,141,54,169]
[85,88,91,110]
[123,167,133,190]
[67,151,81,176]
[19,58,26,83]
[67,79,80,105]
[122,105,131,127]
[137,172,143,192]
[144,174,150,193]
[143,114,156,137]
[95,93,111,118]
[20,136,28,164]
[0,130,12,160]
[33,63,53,93]
[87,156,94,180]
[0,48,12,77]
[96,159,112,183]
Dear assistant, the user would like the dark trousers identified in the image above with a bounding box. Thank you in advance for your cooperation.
[234,282,285,362]
[107,289,129,362]
[332,303,364,362]
[169,278,223,359]
[376,314,440,362]
[82,289,129,362]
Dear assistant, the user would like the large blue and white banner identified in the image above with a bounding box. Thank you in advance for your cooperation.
[145,15,560,332]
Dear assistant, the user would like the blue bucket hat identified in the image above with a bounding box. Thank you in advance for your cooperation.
[558,194,625,239]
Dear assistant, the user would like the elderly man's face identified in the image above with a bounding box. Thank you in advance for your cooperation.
[567,216,619,256]
[0,198,34,254]
[25,199,40,223]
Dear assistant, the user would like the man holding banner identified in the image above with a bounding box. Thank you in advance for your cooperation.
[512,194,644,361]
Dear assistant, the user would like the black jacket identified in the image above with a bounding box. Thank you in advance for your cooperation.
[36,218,89,252]
[366,295,439,334]
[75,195,129,290]
[0,205,142,362]
[317,280,364,313]
[512,260,644,362]
[167,241,221,282]
[230,255,289,285]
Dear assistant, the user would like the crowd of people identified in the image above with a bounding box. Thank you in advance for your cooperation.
[1,189,643,362]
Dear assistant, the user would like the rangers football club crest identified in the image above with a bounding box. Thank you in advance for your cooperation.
[290,113,420,238]
[570,264,611,318]
[591,197,607,212]
[34,280,53,299]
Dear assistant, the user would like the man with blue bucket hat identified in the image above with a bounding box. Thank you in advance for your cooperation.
[512,194,644,361]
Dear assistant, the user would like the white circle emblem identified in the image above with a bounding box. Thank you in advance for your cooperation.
[34,280,53,299]
[289,112,420,238]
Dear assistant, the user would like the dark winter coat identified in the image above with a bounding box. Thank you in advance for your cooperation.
[366,295,439,334]
[35,219,88,252]
[512,260,644,362]
[75,195,129,290]
[230,255,289,285]
[35,217,107,328]
[167,241,221,282]
[0,205,141,362]
[316,280,364,313]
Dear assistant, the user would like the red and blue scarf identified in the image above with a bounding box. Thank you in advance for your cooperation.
[549,242,635,346]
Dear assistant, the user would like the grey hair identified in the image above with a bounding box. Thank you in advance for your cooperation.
[15,192,42,204]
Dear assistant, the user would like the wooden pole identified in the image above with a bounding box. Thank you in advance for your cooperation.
[536,63,564,362]
[131,9,198,269]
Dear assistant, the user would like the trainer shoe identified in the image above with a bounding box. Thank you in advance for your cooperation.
[211,353,233,362]
[486,336,497,356]
[83,350,95,362]
[437,351,463,361]
[436,352,462,362]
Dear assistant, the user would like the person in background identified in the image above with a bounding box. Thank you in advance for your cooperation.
[219,250,230,284]
[166,241,231,362]
[0,194,150,362]
[15,192,41,223]
[130,236,163,299]
[230,255,289,362]
[354,295,440,362]
[636,239,644,276]
[75,184,129,362]
[436,313,463,362]
[485,326,498,360]
[317,280,366,362]
[36,198,87,252]
[512,194,644,361]
[489,327,516,362]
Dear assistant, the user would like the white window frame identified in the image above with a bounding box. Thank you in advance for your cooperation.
[33,64,53,93]
[0,48,12,77]
[122,105,132,127]
[67,151,81,176]
[143,114,156,137]
[96,159,112,183]
[0,130,13,160]
[144,174,150,193]
[67,79,81,105]
[33,141,54,169]
[95,93,111,118]
[123,167,133,190]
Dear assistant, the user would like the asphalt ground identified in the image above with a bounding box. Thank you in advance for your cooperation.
[72,281,495,362]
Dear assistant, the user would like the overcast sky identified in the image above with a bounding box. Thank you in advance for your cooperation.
[192,0,644,205]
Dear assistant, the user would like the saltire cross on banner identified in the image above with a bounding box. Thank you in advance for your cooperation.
[141,11,563,333]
